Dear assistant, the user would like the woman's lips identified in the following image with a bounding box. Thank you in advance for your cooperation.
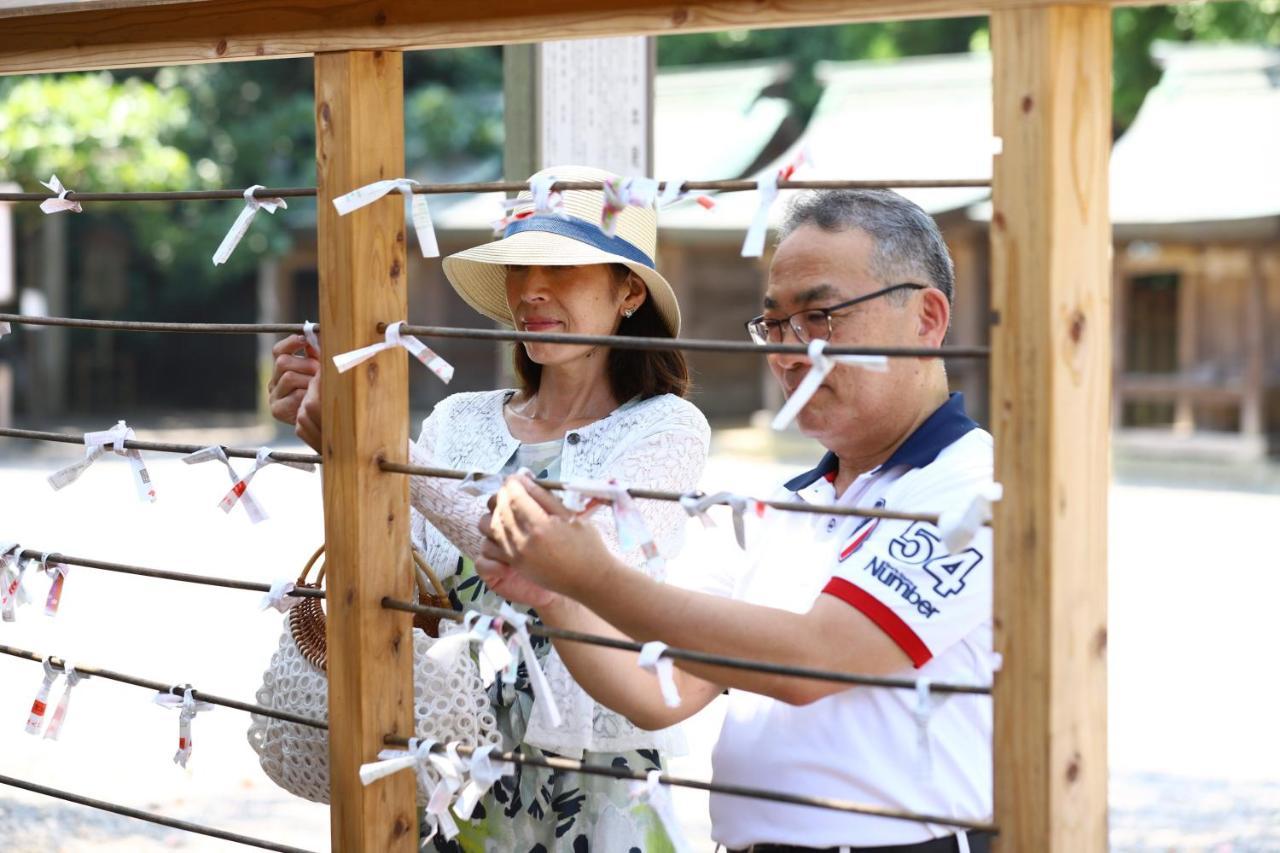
[522,320,561,332]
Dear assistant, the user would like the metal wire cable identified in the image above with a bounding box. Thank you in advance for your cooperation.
[0,313,303,335]
[0,774,319,853]
[0,427,969,525]
[0,644,327,730]
[394,322,990,358]
[383,597,990,696]
[0,313,990,359]
[379,460,945,524]
[13,548,324,598]
[0,640,994,834]
[2,543,986,694]
[0,177,991,204]
[381,734,998,833]
[0,427,321,465]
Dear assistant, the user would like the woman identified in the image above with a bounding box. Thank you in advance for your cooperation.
[268,166,708,851]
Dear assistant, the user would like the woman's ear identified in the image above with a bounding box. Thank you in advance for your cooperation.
[623,272,648,313]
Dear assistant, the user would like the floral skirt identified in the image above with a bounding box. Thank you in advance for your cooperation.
[427,558,678,852]
[430,741,677,853]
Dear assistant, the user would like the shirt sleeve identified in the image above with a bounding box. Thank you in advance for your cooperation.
[406,402,493,560]
[820,465,993,668]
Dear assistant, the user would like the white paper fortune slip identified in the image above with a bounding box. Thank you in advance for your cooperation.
[678,491,767,550]
[332,321,454,383]
[216,447,315,520]
[562,479,665,578]
[181,445,269,523]
[600,176,660,237]
[212,185,287,266]
[332,178,438,258]
[772,340,889,431]
[154,687,214,768]
[629,770,694,853]
[39,175,82,214]
[637,641,681,708]
[25,658,60,735]
[48,420,156,502]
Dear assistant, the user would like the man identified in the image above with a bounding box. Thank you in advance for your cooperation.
[477,190,996,853]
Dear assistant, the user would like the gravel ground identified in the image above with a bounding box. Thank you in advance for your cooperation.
[1,426,1276,852]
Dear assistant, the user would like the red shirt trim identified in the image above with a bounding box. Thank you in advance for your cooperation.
[822,576,933,668]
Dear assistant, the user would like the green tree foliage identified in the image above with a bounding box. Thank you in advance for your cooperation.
[0,72,194,188]
[1112,2,1280,132]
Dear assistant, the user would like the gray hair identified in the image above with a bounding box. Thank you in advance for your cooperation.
[777,189,955,305]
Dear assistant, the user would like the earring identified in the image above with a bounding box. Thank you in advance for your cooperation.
[623,307,635,318]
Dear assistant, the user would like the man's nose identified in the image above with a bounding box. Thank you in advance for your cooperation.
[768,322,811,371]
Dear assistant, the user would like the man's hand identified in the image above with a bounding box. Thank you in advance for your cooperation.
[478,474,616,600]
[267,334,322,452]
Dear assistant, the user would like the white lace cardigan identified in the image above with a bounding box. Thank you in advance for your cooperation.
[407,389,710,758]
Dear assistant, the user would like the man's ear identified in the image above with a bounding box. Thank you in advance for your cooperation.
[917,287,950,346]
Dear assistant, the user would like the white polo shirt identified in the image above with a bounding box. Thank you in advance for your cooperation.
[703,394,996,848]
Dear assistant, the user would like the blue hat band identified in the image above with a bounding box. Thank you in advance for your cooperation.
[502,216,655,270]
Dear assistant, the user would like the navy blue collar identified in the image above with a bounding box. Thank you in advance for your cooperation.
[783,393,977,492]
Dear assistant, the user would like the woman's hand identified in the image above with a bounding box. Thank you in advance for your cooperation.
[268,335,318,425]
[294,369,322,452]
[267,334,322,452]
[473,556,560,608]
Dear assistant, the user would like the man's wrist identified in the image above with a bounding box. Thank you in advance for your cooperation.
[565,553,627,609]
[537,593,581,627]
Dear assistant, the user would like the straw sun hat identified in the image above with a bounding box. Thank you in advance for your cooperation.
[442,165,681,337]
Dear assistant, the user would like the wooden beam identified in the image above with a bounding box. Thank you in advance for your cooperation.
[315,49,417,853]
[0,0,1160,75]
[989,6,1110,852]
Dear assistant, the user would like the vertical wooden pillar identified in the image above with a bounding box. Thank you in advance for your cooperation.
[315,49,417,853]
[1242,250,1266,441]
[1175,260,1199,435]
[989,7,1111,852]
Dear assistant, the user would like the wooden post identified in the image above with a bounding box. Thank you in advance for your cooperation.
[1242,250,1266,442]
[314,49,417,853]
[989,7,1111,852]
[1175,260,1199,435]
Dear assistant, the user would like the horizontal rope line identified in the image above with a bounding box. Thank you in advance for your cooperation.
[0,643,327,730]
[0,427,322,465]
[382,733,997,833]
[15,548,324,598]
[382,598,988,696]
[0,178,991,204]
[379,460,945,524]
[0,314,990,358]
[0,427,968,525]
[0,774,318,853]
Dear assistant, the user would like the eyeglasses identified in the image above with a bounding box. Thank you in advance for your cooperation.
[745,283,926,345]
